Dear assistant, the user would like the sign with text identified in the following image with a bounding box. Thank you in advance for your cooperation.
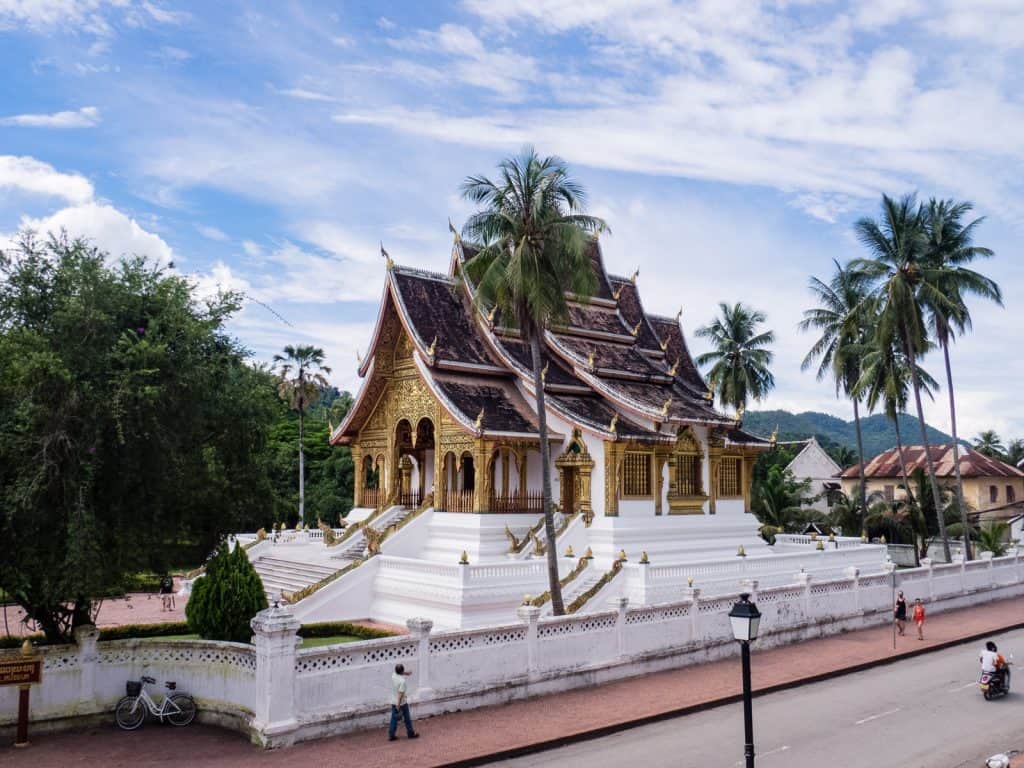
[0,659,42,686]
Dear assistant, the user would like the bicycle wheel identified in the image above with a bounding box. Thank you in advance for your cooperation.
[115,696,146,730]
[167,694,197,726]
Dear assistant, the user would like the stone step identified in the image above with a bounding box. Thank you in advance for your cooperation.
[254,561,337,581]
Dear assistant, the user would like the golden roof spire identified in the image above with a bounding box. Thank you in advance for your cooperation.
[426,335,437,357]
[676,307,683,324]
[770,424,779,446]
[630,268,639,284]
[608,413,619,434]
[380,242,394,270]
[475,408,485,431]
[448,218,461,244]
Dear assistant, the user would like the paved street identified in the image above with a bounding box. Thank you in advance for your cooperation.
[500,628,1024,768]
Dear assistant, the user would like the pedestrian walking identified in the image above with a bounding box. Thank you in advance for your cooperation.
[912,598,926,640]
[388,663,419,741]
[894,590,907,636]
[159,574,175,612]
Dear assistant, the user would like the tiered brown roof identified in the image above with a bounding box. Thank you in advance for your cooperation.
[332,236,765,447]
[840,445,1024,479]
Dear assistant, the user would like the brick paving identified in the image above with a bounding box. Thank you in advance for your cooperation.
[2,592,188,636]
[3,596,1024,767]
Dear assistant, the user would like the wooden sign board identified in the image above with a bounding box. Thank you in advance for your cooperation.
[0,659,42,686]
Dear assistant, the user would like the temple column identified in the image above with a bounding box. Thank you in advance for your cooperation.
[472,438,489,513]
[351,444,363,508]
[400,455,413,500]
[654,449,670,516]
[604,442,621,517]
[579,465,593,519]
[742,454,757,511]
[707,444,722,515]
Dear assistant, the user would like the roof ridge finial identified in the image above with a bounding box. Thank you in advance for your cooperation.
[540,362,549,383]
[631,321,641,337]
[448,218,461,244]
[630,268,639,284]
[475,407,485,431]
[586,351,596,370]
[668,357,680,377]
[487,304,498,324]
[676,307,683,324]
[659,338,669,352]
[380,241,394,270]
[660,396,673,418]
[609,413,619,434]
[770,424,778,446]
[426,335,437,358]
[612,284,624,301]
[356,348,363,365]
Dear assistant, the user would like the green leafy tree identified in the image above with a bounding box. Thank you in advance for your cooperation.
[829,445,857,469]
[461,147,607,616]
[185,544,268,642]
[695,302,775,414]
[921,198,1001,561]
[977,521,1009,557]
[0,233,277,642]
[853,194,952,561]
[827,489,863,537]
[973,430,1005,459]
[273,346,332,522]
[799,260,874,524]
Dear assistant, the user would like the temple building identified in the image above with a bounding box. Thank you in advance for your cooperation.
[229,236,887,629]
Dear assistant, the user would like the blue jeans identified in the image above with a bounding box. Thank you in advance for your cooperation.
[389,703,415,738]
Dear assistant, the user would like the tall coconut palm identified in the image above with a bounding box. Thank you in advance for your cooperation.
[461,147,606,616]
[922,198,1001,560]
[852,194,952,561]
[973,430,1005,458]
[1006,439,1024,467]
[695,302,775,414]
[273,345,332,523]
[855,337,938,521]
[799,260,874,525]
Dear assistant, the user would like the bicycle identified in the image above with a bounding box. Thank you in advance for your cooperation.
[115,675,197,730]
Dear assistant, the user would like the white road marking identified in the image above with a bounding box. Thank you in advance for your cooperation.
[855,707,902,725]
[733,745,789,765]
[948,681,977,692]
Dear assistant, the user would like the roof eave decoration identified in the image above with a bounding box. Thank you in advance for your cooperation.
[331,357,377,445]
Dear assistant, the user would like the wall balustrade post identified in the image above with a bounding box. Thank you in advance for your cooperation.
[73,624,100,712]
[517,604,541,680]
[844,567,861,614]
[920,558,934,600]
[739,578,758,604]
[795,572,812,621]
[250,604,301,745]
[1013,547,1022,584]
[611,597,630,660]
[406,617,434,699]
[686,587,701,644]
[981,550,995,589]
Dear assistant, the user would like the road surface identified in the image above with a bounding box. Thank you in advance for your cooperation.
[498,628,1024,768]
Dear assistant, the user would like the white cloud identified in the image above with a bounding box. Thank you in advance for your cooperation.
[272,86,335,102]
[15,201,174,266]
[0,155,94,203]
[157,45,191,62]
[0,0,126,29]
[190,260,251,301]
[0,105,101,128]
[195,223,229,241]
[242,240,264,258]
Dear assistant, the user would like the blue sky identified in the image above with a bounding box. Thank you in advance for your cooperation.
[2,0,1023,440]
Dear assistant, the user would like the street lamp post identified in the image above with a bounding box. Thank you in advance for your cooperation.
[729,593,761,768]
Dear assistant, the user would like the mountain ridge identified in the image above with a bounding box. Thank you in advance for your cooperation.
[742,409,956,459]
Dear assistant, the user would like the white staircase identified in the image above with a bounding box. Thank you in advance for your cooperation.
[253,556,338,602]
[330,505,418,563]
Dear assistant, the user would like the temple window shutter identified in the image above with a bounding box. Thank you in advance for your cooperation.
[718,458,741,497]
[623,451,652,497]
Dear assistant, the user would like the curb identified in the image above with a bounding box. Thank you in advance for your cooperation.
[438,619,1024,768]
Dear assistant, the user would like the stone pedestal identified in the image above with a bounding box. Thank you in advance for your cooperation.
[251,605,301,740]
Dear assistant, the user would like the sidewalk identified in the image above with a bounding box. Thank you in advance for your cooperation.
[4,596,1024,768]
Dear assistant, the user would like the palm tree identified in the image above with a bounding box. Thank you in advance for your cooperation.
[695,302,775,413]
[461,147,606,616]
[830,445,857,469]
[1006,439,1024,467]
[973,430,1005,459]
[273,345,332,523]
[855,335,938,523]
[922,198,1001,560]
[799,260,874,524]
[977,521,1010,557]
[754,465,812,542]
[827,489,863,537]
[852,194,952,561]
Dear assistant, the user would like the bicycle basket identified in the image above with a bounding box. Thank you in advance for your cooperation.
[126,680,142,697]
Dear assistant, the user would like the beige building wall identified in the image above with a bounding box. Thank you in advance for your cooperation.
[841,476,1024,514]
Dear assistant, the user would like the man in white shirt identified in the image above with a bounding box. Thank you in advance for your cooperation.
[388,663,419,741]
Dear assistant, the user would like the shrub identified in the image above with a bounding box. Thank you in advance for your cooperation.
[298,621,395,641]
[185,544,267,643]
[98,622,191,641]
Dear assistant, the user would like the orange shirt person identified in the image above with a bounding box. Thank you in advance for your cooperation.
[912,598,925,640]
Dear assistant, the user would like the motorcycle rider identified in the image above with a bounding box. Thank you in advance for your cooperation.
[980,641,1008,689]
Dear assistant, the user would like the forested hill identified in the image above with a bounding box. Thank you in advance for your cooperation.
[742,410,956,459]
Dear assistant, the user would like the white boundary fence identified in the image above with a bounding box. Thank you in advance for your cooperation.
[3,551,1023,747]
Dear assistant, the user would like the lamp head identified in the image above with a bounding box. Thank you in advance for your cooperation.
[729,592,761,643]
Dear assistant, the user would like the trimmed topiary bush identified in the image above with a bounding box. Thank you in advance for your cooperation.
[185,544,267,643]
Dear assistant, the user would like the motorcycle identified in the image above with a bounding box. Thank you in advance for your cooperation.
[980,665,1011,700]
